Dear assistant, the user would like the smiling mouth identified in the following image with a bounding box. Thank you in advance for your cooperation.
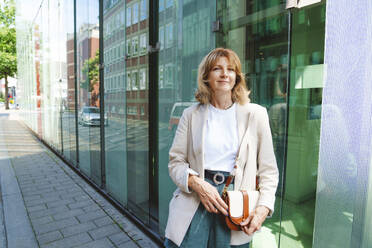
[217,81,229,83]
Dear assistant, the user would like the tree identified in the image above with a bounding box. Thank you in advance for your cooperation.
[80,50,99,92]
[0,0,17,110]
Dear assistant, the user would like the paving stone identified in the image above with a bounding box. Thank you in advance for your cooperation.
[27,203,47,212]
[41,232,92,248]
[77,209,106,223]
[74,238,115,248]
[67,200,93,209]
[108,232,131,245]
[88,224,122,240]
[60,222,97,237]
[37,230,63,245]
[52,208,85,220]
[34,217,79,235]
[32,216,54,226]
[29,206,69,219]
[46,199,75,209]
[82,204,101,213]
[93,216,114,227]
[117,240,140,248]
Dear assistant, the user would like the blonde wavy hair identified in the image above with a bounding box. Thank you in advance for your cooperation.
[195,48,250,105]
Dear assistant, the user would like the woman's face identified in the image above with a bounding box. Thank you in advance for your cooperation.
[207,56,236,95]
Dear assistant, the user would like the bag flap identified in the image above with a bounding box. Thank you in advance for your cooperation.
[227,191,244,218]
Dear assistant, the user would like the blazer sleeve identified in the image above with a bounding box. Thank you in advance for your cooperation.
[256,107,279,216]
[168,109,197,194]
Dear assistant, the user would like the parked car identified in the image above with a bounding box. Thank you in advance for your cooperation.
[78,106,108,126]
[168,102,195,131]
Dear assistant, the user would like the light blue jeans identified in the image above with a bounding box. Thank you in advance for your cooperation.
[164,172,250,248]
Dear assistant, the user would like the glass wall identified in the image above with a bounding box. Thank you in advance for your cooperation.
[61,0,77,165]
[103,0,127,206]
[157,0,217,234]
[215,1,326,247]
[76,0,102,184]
[124,0,150,224]
[282,3,326,248]
[216,1,288,247]
[17,1,371,247]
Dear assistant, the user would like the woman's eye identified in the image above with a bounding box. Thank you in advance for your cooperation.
[228,68,234,71]
[213,67,220,71]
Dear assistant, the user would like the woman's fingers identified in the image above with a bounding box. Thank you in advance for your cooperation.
[241,206,270,235]
[240,214,253,226]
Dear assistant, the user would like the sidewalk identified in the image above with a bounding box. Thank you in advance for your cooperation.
[0,109,160,248]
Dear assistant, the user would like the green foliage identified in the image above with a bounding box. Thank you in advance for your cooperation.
[80,50,99,91]
[0,0,17,79]
[0,0,17,110]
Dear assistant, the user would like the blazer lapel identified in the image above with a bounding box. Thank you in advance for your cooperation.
[191,104,208,159]
[236,103,250,149]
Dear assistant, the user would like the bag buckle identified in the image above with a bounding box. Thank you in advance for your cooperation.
[213,172,225,185]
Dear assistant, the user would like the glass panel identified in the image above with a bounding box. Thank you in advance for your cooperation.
[126,0,150,224]
[282,3,326,248]
[103,0,127,205]
[62,0,77,165]
[217,1,289,246]
[76,0,102,185]
[158,0,216,235]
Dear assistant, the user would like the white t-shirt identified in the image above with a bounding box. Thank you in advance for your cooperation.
[204,103,239,172]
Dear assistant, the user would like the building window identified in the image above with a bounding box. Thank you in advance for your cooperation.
[139,68,146,90]
[140,0,147,21]
[121,10,125,25]
[159,0,164,12]
[166,23,173,48]
[159,26,164,50]
[126,6,131,27]
[132,2,139,25]
[166,0,173,8]
[126,72,131,91]
[132,36,139,56]
[132,70,139,90]
[126,38,131,56]
[127,106,137,115]
[165,63,173,88]
[159,65,164,89]
[140,33,147,54]
[140,106,145,115]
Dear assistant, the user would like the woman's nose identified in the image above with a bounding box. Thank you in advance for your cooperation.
[220,69,228,77]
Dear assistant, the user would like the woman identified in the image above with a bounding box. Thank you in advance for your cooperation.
[165,48,279,248]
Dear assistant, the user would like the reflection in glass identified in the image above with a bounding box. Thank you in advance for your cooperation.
[217,1,289,246]
[62,0,77,165]
[76,0,101,185]
[103,0,127,205]
[282,3,326,248]
[158,0,216,235]
[125,0,149,224]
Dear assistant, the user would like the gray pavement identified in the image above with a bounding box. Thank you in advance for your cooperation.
[0,109,161,248]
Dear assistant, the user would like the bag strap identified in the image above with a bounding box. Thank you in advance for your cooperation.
[242,191,249,220]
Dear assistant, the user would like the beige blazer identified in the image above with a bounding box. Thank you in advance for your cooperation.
[165,102,279,246]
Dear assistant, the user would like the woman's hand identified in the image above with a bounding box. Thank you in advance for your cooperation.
[240,206,270,235]
[188,175,228,216]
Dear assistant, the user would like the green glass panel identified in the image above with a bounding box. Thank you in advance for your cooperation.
[217,1,288,247]
[103,0,127,206]
[124,0,150,224]
[281,3,326,248]
[158,0,216,236]
[76,0,102,185]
